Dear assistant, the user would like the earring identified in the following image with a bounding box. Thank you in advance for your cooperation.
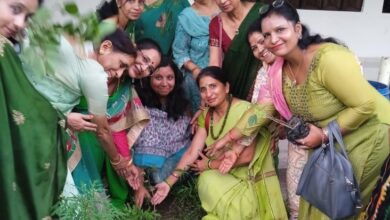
[299,34,302,39]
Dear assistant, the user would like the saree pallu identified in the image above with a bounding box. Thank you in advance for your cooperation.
[199,129,287,220]
[221,2,262,100]
[198,101,287,219]
[0,36,67,219]
[72,80,149,208]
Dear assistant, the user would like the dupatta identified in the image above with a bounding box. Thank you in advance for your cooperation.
[222,2,261,99]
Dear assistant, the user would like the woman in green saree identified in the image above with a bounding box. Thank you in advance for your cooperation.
[208,0,261,99]
[0,0,68,219]
[151,66,287,219]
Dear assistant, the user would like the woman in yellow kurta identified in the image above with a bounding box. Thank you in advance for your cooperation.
[150,66,287,219]
[211,1,390,219]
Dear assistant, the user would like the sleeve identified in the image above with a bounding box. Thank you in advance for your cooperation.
[172,20,191,69]
[197,109,207,129]
[209,16,220,47]
[235,103,275,136]
[319,47,376,131]
[79,62,109,116]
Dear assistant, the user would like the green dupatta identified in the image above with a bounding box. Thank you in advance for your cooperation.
[222,2,262,100]
[0,35,67,219]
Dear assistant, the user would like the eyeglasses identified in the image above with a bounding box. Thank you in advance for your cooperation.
[138,49,156,76]
[259,0,285,15]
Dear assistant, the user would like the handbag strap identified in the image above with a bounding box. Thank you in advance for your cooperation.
[328,121,350,160]
[328,120,362,208]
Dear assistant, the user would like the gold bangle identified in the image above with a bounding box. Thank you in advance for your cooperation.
[110,154,122,166]
[207,159,213,170]
[127,158,133,166]
[164,180,172,188]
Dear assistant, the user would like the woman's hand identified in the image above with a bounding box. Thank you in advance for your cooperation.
[126,164,140,190]
[218,150,238,174]
[67,113,97,132]
[134,185,151,208]
[205,135,230,157]
[151,181,171,205]
[189,151,209,174]
[190,109,203,134]
[296,124,324,149]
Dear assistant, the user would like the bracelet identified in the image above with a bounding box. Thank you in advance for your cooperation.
[110,154,122,166]
[164,179,172,188]
[322,127,329,144]
[127,158,133,167]
[171,172,180,179]
[207,159,213,170]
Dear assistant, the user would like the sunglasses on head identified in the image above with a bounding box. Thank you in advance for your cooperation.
[259,0,285,15]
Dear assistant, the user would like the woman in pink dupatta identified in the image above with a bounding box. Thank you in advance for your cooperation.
[212,19,308,219]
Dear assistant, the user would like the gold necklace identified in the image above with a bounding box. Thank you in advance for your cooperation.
[286,51,306,86]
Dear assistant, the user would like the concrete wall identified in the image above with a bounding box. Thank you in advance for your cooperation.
[45,0,389,79]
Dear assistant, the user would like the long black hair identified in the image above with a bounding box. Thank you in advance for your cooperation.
[246,18,261,45]
[101,29,136,56]
[135,56,190,120]
[196,66,229,87]
[96,0,119,20]
[258,1,341,49]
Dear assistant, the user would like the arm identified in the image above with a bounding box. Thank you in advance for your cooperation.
[208,17,222,67]
[151,127,208,205]
[213,141,255,174]
[207,103,274,155]
[172,17,201,78]
[321,48,375,131]
[297,47,377,147]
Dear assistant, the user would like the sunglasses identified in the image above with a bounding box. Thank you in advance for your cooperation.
[138,49,156,76]
[259,0,285,15]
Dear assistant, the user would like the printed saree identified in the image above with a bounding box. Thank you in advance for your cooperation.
[198,101,287,219]
[221,2,262,99]
[73,79,149,207]
[0,35,67,219]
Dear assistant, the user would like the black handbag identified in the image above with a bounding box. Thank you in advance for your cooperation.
[296,121,362,219]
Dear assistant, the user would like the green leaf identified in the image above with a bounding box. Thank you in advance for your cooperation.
[64,2,79,15]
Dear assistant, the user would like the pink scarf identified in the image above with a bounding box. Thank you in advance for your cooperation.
[258,57,292,120]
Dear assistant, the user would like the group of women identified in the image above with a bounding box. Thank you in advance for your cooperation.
[1,0,390,219]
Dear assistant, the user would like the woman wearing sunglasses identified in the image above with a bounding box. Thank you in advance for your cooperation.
[211,1,390,219]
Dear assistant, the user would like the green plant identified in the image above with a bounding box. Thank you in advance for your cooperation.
[22,2,115,77]
[52,183,160,220]
[167,174,204,220]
